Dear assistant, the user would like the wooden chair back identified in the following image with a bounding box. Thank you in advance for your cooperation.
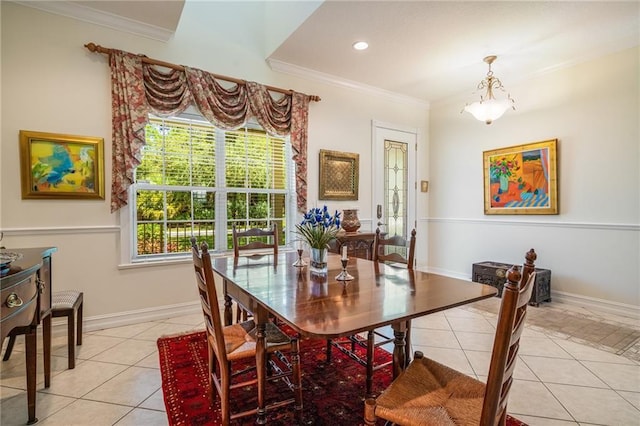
[232,223,279,259]
[191,237,228,366]
[480,248,537,425]
[373,228,416,268]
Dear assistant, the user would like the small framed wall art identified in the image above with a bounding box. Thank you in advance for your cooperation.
[319,149,359,200]
[20,130,105,199]
[483,139,558,215]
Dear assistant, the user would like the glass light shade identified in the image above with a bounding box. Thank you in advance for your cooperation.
[464,98,512,125]
[353,41,369,50]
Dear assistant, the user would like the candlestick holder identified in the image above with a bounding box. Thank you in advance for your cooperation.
[292,249,307,267]
[335,258,354,281]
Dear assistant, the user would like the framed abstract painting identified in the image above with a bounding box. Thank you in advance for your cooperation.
[20,130,105,199]
[483,139,558,215]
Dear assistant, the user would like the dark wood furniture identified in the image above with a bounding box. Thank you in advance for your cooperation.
[232,223,278,260]
[191,238,302,424]
[213,252,497,424]
[231,224,278,322]
[51,290,83,369]
[365,249,538,426]
[472,260,551,306]
[4,290,83,370]
[373,228,416,267]
[329,228,418,396]
[1,247,57,425]
[328,231,377,260]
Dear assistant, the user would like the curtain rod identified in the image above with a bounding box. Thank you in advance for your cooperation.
[84,42,321,102]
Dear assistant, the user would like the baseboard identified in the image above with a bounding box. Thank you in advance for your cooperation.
[424,266,639,320]
[550,291,640,320]
[421,266,469,281]
[50,300,202,337]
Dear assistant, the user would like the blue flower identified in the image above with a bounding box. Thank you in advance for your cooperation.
[296,206,341,249]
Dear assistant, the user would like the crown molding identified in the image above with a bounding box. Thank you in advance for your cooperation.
[13,1,175,42]
[267,58,429,109]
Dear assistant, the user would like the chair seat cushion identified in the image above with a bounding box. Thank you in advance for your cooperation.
[52,290,82,310]
[223,320,292,361]
[375,356,486,426]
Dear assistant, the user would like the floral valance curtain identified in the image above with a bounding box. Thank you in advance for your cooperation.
[109,49,309,213]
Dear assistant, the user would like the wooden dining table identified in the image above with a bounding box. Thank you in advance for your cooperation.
[212,251,497,424]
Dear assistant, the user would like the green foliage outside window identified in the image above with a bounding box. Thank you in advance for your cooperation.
[133,116,289,257]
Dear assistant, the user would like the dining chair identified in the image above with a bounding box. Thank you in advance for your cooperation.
[373,227,416,267]
[328,228,417,397]
[364,248,538,426]
[231,223,278,322]
[190,237,302,425]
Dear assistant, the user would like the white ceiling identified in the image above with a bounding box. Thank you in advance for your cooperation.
[17,1,639,104]
[269,1,640,103]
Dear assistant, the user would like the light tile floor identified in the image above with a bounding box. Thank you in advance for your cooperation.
[1,302,639,425]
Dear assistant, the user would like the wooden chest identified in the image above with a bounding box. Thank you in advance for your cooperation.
[472,261,552,306]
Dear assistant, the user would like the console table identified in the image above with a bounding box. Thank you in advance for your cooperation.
[472,260,551,306]
[1,247,57,424]
[328,231,377,260]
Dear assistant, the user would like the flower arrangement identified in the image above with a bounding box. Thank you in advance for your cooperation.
[296,206,341,249]
[489,156,520,179]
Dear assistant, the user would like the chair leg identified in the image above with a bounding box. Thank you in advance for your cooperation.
[207,346,216,402]
[291,338,303,420]
[326,339,332,362]
[77,302,83,346]
[2,334,16,361]
[364,398,377,425]
[67,311,76,369]
[405,319,412,365]
[220,370,231,425]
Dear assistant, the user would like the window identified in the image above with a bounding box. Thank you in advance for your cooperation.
[128,114,295,261]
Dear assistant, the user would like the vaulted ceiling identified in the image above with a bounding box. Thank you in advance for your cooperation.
[16,0,639,104]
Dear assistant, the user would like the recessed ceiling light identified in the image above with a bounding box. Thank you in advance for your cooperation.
[353,41,369,51]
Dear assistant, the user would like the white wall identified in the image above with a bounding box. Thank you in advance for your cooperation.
[0,2,429,323]
[429,46,639,309]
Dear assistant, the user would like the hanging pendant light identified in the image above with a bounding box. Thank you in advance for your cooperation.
[463,55,515,125]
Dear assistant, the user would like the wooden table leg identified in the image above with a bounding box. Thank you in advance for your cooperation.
[255,308,267,425]
[223,280,233,326]
[43,313,51,388]
[366,330,375,397]
[25,326,38,425]
[391,321,408,379]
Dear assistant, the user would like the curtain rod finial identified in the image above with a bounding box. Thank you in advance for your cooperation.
[85,42,110,55]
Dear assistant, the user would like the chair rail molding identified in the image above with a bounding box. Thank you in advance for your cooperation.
[1,225,120,236]
[422,217,639,231]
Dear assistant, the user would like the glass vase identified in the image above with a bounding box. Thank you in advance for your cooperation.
[310,247,328,275]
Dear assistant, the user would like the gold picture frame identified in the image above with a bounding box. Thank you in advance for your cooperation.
[483,139,558,215]
[20,130,105,200]
[319,149,359,200]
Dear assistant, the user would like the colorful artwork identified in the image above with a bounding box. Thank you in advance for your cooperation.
[483,139,558,215]
[20,131,104,199]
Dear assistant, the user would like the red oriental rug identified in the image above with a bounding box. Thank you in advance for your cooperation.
[158,330,527,425]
